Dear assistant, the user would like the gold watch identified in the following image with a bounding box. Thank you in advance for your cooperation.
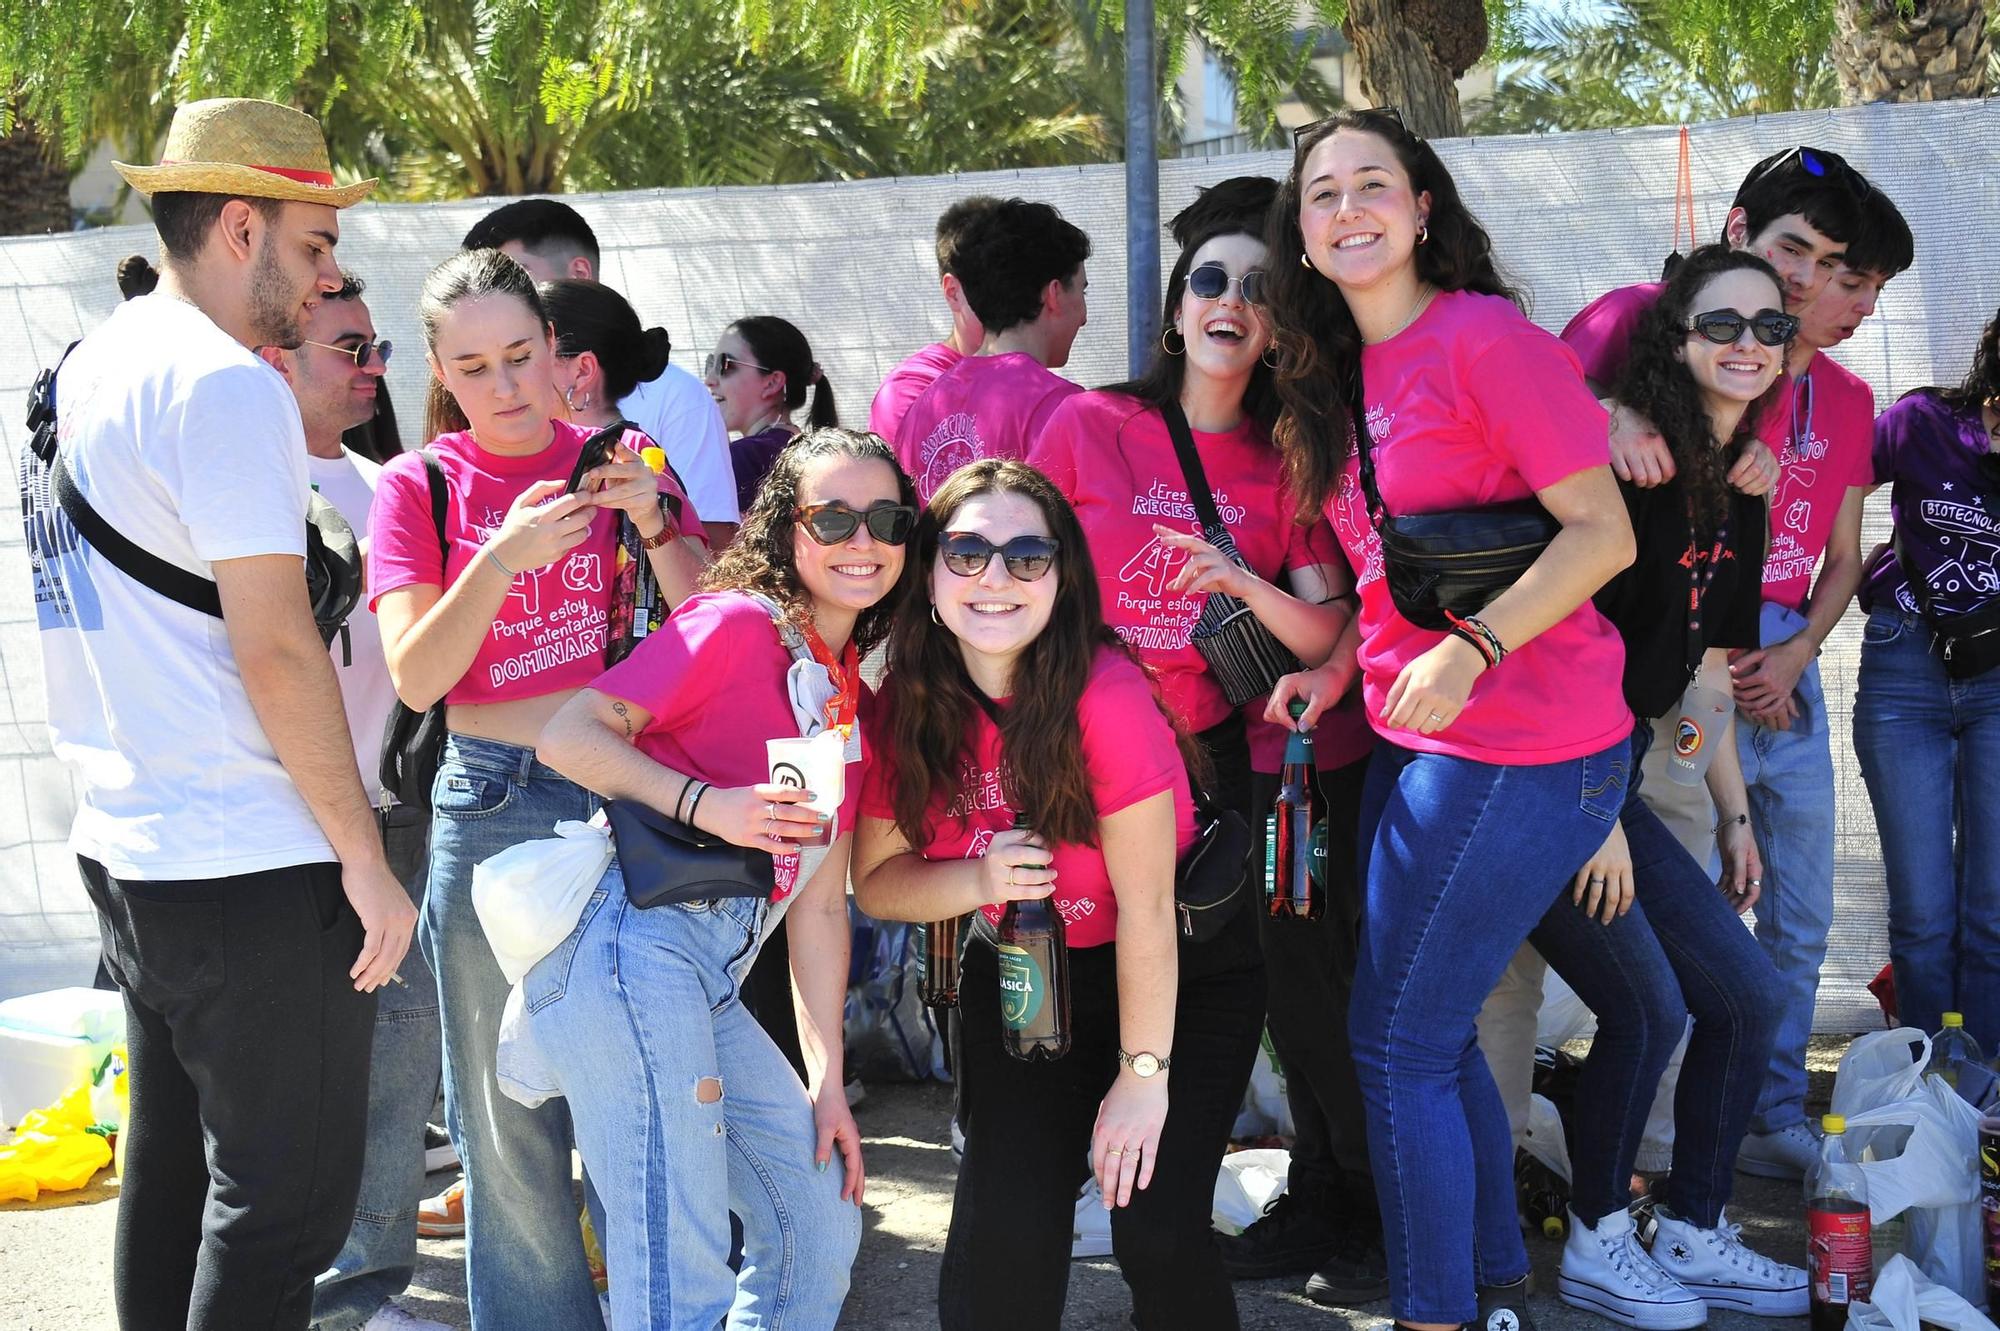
[639,498,680,550]
[1118,1050,1170,1078]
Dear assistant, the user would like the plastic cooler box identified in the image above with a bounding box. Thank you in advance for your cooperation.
[0,988,126,1129]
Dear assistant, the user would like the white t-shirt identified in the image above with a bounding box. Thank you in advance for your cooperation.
[618,364,738,525]
[308,448,398,807]
[28,294,332,879]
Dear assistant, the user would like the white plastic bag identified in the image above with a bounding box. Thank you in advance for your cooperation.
[1232,1029,1295,1139]
[472,818,613,985]
[1847,1254,1998,1331]
[1832,1029,1932,1119]
[1524,1092,1574,1185]
[1211,1147,1291,1235]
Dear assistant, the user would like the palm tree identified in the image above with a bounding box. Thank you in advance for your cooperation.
[1830,0,1993,101]
[1332,0,1492,136]
[0,118,70,236]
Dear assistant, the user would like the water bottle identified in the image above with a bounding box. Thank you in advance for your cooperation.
[1807,1113,1872,1331]
[1932,1012,1986,1094]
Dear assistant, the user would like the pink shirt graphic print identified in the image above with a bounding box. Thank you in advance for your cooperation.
[893,352,1082,502]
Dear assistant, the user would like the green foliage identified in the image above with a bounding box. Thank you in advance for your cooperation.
[1470,0,1837,132]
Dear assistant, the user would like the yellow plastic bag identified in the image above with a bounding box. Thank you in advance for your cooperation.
[0,1128,112,1202]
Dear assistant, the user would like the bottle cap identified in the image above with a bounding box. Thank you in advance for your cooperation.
[640,446,667,474]
[1822,1113,1845,1133]
[1287,698,1308,721]
[1942,1011,1964,1028]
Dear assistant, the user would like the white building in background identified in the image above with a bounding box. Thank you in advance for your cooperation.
[1175,25,1496,156]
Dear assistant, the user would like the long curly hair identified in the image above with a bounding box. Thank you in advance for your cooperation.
[1263,109,1520,522]
[700,427,917,655]
[1614,245,1786,540]
[882,460,1199,850]
[1930,302,2000,415]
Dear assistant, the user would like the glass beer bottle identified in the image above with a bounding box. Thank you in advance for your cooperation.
[1266,698,1323,919]
[918,915,962,1008]
[997,810,1070,1061]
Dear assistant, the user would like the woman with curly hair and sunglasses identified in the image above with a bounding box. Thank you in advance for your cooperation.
[526,428,917,1328]
[1480,245,1802,1329]
[852,460,1263,1330]
[1258,109,1636,1331]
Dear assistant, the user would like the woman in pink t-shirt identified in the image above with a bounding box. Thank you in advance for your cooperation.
[851,461,1264,1331]
[529,429,914,1329]
[1258,109,1638,1331]
[366,249,697,1325]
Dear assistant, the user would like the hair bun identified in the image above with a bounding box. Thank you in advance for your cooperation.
[639,326,672,382]
[116,254,160,300]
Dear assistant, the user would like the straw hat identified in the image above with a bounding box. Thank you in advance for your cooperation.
[114,98,376,209]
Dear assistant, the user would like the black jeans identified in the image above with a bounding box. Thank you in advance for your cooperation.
[81,857,376,1331]
[1248,754,1378,1218]
[938,889,1266,1329]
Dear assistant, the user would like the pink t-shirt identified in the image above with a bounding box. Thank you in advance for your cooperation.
[894,353,1083,502]
[1030,390,1341,734]
[591,591,865,903]
[1330,290,1632,765]
[369,418,623,706]
[868,342,963,442]
[859,647,1195,949]
[1563,282,1877,613]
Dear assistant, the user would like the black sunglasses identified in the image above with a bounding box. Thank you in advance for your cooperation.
[1186,262,1267,306]
[794,500,916,546]
[302,337,392,369]
[1685,309,1799,347]
[1292,105,1406,149]
[704,351,775,379]
[938,532,1060,582]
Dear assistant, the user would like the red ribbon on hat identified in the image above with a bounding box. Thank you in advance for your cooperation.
[161,159,337,187]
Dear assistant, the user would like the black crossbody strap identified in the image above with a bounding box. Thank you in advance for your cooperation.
[1160,401,1228,538]
[51,453,225,618]
[418,447,448,563]
[1347,374,1390,530]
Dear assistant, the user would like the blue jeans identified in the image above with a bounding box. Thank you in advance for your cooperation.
[1352,739,1628,1324]
[312,805,442,1329]
[1533,723,1784,1229]
[526,860,861,1330]
[1852,608,2000,1048]
[425,735,602,1331]
[1736,624,1837,1135]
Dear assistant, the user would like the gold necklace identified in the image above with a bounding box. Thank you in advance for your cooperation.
[1366,283,1437,345]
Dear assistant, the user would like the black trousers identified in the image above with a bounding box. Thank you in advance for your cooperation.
[1248,755,1378,1217]
[80,857,376,1330]
[938,713,1265,1330]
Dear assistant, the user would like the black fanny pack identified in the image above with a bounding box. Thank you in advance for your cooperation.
[1893,530,2000,679]
[606,798,776,908]
[1173,787,1251,943]
[1350,379,1558,632]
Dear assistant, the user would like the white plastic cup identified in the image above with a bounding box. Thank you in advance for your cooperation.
[766,732,844,847]
[1665,685,1731,787]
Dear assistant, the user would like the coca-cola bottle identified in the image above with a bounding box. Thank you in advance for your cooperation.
[1266,698,1322,919]
[1807,1113,1872,1331]
[997,810,1069,1061]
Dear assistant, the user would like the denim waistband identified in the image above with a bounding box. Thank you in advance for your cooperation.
[442,732,571,784]
[1868,604,1926,632]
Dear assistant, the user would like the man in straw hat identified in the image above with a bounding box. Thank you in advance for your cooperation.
[24,98,413,1330]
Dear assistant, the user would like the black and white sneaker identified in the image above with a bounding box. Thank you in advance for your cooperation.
[423,1123,458,1175]
[1558,1206,1708,1329]
[1648,1207,1807,1317]
[1475,1274,1538,1331]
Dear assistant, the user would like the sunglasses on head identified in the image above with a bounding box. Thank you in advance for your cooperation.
[1752,145,1872,199]
[1291,105,1406,150]
[1685,309,1800,347]
[794,500,916,546]
[302,338,391,369]
[938,531,1060,582]
[1186,262,1267,306]
[703,351,775,379]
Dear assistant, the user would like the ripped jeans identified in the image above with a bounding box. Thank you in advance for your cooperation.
[524,858,860,1330]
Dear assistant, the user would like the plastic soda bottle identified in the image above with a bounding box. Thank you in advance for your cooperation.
[997,810,1069,1061]
[1932,1012,1986,1093]
[1265,698,1322,919]
[1807,1113,1873,1331]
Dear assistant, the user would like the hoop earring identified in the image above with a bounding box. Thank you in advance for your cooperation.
[562,386,575,411]
[579,391,592,410]
[929,605,943,626]
[1417,224,1430,245]
[1161,327,1185,356]
[1300,252,1314,269]
[1261,345,1281,369]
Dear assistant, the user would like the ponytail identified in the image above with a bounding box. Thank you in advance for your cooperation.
[730,315,833,426]
[807,370,838,429]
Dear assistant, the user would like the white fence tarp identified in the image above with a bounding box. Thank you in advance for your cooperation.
[3,100,1997,1021]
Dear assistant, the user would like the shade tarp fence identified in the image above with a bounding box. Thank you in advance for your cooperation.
[2,101,1997,1021]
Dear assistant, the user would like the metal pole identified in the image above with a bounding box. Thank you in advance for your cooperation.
[1125,0,1160,378]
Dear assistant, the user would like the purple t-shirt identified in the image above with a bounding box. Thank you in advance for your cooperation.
[1862,391,2000,618]
[730,424,793,513]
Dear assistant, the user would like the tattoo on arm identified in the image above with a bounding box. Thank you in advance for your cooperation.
[611,700,634,738]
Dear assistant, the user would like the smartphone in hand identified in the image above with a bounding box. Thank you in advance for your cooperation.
[564,423,629,495]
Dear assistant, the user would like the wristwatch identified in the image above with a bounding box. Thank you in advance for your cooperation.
[639,497,681,550]
[1118,1049,1171,1078]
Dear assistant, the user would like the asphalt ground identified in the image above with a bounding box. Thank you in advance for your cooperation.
[2,1041,1847,1329]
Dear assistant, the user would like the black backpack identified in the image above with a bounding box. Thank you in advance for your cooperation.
[376,449,449,813]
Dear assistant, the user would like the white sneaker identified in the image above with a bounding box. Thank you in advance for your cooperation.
[423,1123,459,1174]
[361,1304,451,1331]
[1649,1208,1808,1317]
[1735,1122,1820,1181]
[1558,1206,1709,1330]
